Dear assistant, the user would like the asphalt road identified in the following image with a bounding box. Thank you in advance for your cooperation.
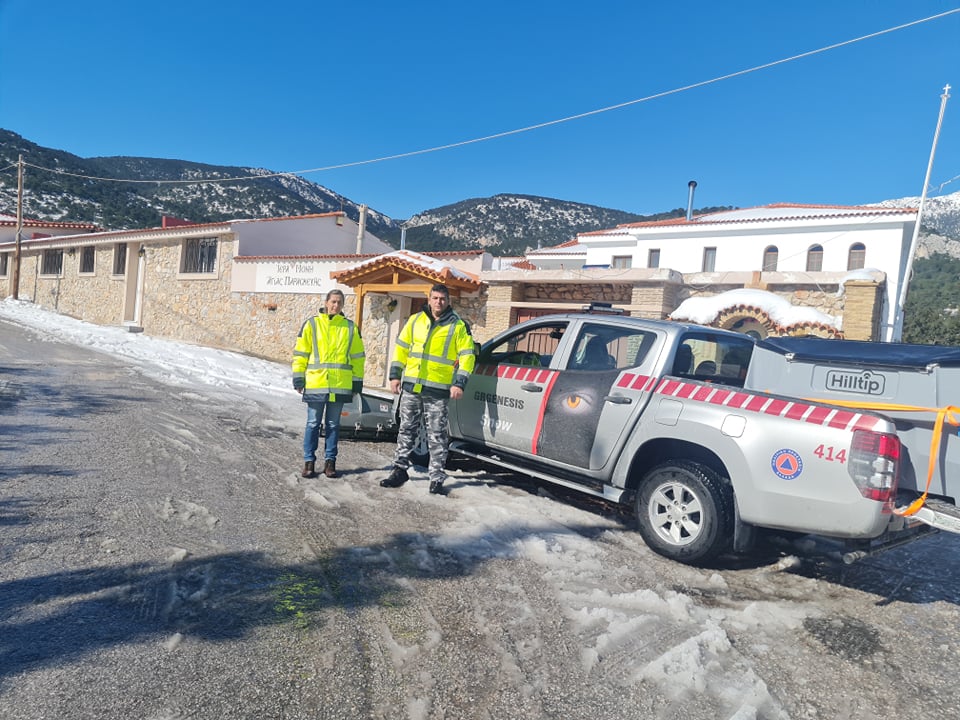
[2,318,960,720]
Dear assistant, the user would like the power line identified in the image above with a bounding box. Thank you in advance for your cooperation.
[14,7,960,188]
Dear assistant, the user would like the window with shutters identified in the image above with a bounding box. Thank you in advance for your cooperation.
[702,247,717,272]
[113,243,127,275]
[847,243,866,270]
[806,245,823,272]
[762,246,778,272]
[80,246,95,274]
[41,249,63,276]
[181,237,218,274]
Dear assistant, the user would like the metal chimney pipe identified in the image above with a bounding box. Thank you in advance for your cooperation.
[686,180,697,221]
[355,204,367,254]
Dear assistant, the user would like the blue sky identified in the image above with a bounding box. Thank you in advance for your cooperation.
[1,1,958,221]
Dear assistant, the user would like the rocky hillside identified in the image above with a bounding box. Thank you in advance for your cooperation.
[0,129,728,255]
[2,128,958,257]
[0,129,398,239]
[391,195,732,255]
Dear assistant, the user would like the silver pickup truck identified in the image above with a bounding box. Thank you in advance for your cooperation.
[439,307,960,565]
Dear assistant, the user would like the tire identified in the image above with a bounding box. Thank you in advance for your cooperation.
[635,461,733,565]
[410,417,430,468]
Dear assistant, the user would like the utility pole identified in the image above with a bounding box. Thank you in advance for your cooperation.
[11,154,23,300]
[892,83,951,341]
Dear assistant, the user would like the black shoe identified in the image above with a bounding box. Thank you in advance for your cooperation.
[323,459,337,478]
[380,467,409,488]
[301,461,316,479]
[429,480,448,495]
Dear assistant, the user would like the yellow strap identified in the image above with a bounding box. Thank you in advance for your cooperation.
[806,399,960,516]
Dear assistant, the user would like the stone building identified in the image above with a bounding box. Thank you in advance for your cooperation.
[0,202,917,390]
[0,213,488,388]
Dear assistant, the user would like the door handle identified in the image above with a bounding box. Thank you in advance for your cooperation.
[604,395,632,404]
[521,383,544,392]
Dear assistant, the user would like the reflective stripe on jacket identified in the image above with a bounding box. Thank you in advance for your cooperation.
[389,307,475,394]
[292,313,365,402]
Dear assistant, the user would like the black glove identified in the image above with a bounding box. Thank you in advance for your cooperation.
[293,377,305,391]
[352,380,363,393]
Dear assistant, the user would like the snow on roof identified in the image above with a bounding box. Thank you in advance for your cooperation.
[527,238,585,255]
[331,249,481,288]
[692,204,917,223]
[670,288,840,329]
[585,203,918,235]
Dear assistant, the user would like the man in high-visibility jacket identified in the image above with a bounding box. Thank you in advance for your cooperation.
[292,289,365,479]
[381,284,475,495]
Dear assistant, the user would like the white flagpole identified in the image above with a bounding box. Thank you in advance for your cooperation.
[892,83,951,341]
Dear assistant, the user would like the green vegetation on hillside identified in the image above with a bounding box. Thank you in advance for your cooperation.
[902,253,960,345]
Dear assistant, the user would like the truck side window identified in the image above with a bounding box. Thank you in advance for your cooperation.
[479,321,567,368]
[676,333,754,387]
[719,344,752,381]
[569,326,658,371]
[673,344,694,374]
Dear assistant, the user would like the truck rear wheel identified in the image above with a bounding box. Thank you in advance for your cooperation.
[635,461,733,565]
[411,418,430,467]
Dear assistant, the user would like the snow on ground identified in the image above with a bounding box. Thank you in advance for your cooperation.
[3,296,944,719]
[0,297,291,398]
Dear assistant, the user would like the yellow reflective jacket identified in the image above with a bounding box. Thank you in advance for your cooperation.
[389,306,475,396]
[292,313,365,402]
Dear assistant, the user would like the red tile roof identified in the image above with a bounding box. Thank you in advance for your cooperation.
[511,259,538,270]
[0,217,100,231]
[331,250,482,290]
[612,203,917,230]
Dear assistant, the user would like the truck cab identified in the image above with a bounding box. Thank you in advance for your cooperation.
[449,312,755,481]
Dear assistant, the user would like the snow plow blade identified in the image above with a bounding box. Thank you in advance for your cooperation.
[907,498,960,534]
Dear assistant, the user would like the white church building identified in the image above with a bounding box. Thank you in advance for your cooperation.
[525,203,918,341]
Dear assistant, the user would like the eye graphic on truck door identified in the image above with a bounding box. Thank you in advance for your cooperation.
[536,368,619,465]
[535,325,660,469]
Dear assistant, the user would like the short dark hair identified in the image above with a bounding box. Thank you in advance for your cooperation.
[430,284,450,298]
[326,289,345,301]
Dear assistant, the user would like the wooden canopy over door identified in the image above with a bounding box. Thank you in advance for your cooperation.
[330,252,482,331]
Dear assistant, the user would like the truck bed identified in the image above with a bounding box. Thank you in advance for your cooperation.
[746,337,960,501]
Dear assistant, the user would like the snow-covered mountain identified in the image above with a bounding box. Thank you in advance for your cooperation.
[2,128,959,256]
[872,190,960,238]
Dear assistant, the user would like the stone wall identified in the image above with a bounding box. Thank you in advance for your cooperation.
[841,281,883,340]
[480,275,883,341]
[630,283,682,319]
[3,246,129,324]
[523,282,633,303]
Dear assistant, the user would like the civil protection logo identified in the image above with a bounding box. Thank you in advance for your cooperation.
[771,449,803,480]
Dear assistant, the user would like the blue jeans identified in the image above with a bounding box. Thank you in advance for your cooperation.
[303,400,345,462]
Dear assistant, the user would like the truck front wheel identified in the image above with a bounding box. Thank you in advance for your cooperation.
[635,461,733,565]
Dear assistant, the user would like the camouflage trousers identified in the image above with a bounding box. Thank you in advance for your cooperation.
[394,391,450,484]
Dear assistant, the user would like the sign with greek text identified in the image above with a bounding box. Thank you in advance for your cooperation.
[253,261,328,294]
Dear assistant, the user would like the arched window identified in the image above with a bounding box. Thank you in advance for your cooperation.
[806,244,823,272]
[762,246,778,272]
[847,243,866,270]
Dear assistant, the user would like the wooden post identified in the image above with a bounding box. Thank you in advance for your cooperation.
[11,155,23,300]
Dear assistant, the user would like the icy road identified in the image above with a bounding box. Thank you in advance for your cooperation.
[2,303,960,719]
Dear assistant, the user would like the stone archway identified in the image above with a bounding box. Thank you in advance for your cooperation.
[714,308,844,339]
[716,309,776,340]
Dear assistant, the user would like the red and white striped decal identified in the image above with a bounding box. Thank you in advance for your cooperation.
[475,363,554,384]
[654,378,885,432]
[615,372,659,393]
